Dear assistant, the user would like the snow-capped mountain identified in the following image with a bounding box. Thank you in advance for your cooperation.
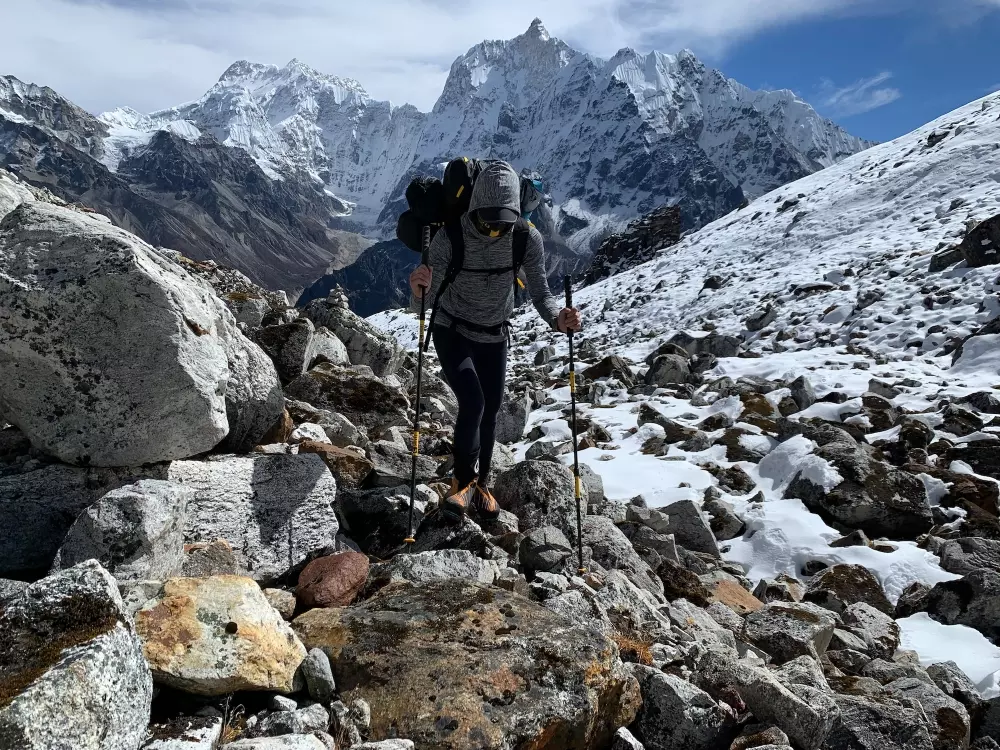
[0,77,367,292]
[0,19,870,293]
[97,19,870,250]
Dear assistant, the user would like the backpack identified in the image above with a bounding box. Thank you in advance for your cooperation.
[396,157,534,345]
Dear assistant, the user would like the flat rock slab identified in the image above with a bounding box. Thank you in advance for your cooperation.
[136,575,307,696]
[293,579,640,750]
[166,453,338,584]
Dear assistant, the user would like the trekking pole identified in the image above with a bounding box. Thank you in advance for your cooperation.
[405,226,431,548]
[564,275,586,574]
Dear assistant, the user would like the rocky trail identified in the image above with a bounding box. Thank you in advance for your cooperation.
[1,93,1000,750]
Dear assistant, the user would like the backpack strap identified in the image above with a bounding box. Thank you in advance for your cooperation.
[512,218,531,290]
[424,220,465,350]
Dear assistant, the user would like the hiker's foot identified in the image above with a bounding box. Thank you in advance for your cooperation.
[472,483,500,520]
[443,478,476,523]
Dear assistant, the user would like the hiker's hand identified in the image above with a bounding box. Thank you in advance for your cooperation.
[410,265,432,298]
[557,307,582,333]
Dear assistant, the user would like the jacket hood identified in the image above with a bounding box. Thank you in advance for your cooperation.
[468,161,521,216]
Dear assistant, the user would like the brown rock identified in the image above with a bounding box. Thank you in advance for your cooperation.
[740,393,777,418]
[297,551,370,609]
[710,579,763,615]
[264,588,297,621]
[657,558,712,605]
[182,539,246,578]
[297,441,374,489]
[261,408,294,444]
[293,579,640,750]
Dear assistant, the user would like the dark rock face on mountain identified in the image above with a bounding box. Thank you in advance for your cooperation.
[0,107,366,292]
[584,205,684,285]
[298,239,417,316]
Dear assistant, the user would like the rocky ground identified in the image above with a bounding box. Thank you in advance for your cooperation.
[3,94,1000,750]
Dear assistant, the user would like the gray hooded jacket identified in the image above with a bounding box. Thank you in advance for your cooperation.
[410,161,561,343]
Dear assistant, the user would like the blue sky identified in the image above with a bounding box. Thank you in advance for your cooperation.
[1,0,996,143]
[711,6,1000,142]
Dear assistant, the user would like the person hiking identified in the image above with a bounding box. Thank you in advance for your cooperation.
[409,160,582,523]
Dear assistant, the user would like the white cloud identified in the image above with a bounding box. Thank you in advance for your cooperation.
[0,0,918,116]
[817,72,903,118]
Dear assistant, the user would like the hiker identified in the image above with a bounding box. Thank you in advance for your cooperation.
[408,161,582,522]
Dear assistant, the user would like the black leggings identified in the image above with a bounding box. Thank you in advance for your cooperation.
[432,325,508,487]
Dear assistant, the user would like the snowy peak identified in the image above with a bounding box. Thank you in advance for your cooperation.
[0,74,108,158]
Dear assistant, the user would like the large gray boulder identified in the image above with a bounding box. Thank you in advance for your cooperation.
[582,515,663,598]
[787,429,933,539]
[742,602,837,664]
[518,525,574,573]
[629,664,735,750]
[166,453,339,584]
[0,202,282,466]
[301,299,404,377]
[494,460,579,539]
[938,537,1000,577]
[0,560,152,750]
[696,649,838,750]
[885,677,970,750]
[494,392,531,444]
[824,695,933,749]
[0,464,131,578]
[659,499,720,558]
[51,480,190,582]
[924,569,1000,641]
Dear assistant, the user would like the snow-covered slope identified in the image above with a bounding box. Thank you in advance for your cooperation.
[372,91,1000,695]
[94,19,870,248]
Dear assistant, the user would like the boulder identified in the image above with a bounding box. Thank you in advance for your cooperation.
[253,704,330,737]
[254,318,321,384]
[939,537,1000,577]
[493,460,578,539]
[0,202,282,466]
[368,550,498,589]
[927,661,985,718]
[51,480,190,582]
[299,647,337,704]
[804,565,893,616]
[224,737,328,750]
[746,305,778,332]
[582,515,663,598]
[297,551,370,609]
[0,561,152,750]
[365,440,438,488]
[297,441,374,489]
[924,569,1000,641]
[338,485,435,557]
[181,539,246,578]
[0,464,130,577]
[841,603,899,660]
[742,602,837,664]
[610,727,644,750]
[824,695,934,749]
[584,355,637,387]
[263,588,296,621]
[788,376,817,412]
[703,492,745,541]
[884,677,970,750]
[293,579,641,750]
[645,355,691,387]
[518,526,574,573]
[696,649,838,750]
[166,454,339,585]
[285,399,367,448]
[787,433,934,539]
[310,327,350,368]
[629,664,735,750]
[959,214,1000,268]
[285,363,410,440]
[135,575,306,695]
[658,499,719,558]
[494,392,531,444]
[300,299,404,377]
[657,558,712,605]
